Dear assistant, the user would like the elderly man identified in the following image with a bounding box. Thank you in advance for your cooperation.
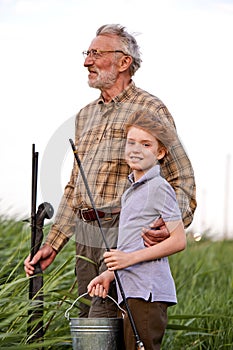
[24,24,196,318]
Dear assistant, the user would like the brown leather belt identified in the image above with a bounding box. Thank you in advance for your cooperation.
[79,207,121,222]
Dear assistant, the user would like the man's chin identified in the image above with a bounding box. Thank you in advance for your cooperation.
[88,80,100,89]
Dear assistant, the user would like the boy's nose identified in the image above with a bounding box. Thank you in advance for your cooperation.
[132,143,142,152]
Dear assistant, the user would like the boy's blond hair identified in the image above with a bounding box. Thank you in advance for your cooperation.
[125,110,177,153]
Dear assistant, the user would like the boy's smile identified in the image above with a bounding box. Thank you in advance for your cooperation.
[125,126,165,181]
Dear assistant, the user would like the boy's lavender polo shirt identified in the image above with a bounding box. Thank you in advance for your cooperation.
[117,164,182,305]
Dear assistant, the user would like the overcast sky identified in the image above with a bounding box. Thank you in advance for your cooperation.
[0,0,233,239]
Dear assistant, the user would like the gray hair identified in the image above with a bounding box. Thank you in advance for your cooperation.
[96,24,142,76]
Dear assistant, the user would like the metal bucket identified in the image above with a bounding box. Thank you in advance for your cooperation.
[65,293,125,350]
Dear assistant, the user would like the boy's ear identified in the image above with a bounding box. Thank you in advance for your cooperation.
[157,147,166,160]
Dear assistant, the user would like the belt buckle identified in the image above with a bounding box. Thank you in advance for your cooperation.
[79,208,90,222]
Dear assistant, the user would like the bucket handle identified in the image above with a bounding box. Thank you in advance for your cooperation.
[65,292,125,320]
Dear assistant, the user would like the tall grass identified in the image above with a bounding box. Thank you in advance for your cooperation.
[0,217,76,349]
[164,238,233,349]
[0,216,232,349]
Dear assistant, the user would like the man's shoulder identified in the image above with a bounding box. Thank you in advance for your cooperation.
[77,97,101,114]
[132,84,166,109]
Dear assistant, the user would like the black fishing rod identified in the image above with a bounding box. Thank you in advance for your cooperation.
[27,144,54,346]
[69,138,145,350]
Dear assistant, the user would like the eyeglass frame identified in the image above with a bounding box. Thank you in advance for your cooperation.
[82,49,128,59]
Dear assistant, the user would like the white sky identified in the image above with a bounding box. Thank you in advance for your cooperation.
[0,0,233,239]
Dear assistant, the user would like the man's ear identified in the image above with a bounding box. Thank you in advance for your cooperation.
[118,55,133,72]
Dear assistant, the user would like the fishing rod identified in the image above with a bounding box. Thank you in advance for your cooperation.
[27,144,54,346]
[69,138,145,350]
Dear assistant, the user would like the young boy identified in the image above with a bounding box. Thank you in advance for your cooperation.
[87,110,187,349]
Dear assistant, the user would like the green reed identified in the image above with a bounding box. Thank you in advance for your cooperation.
[0,216,232,349]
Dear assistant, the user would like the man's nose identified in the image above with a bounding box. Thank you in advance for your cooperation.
[84,56,94,67]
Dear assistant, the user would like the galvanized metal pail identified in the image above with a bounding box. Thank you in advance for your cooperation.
[65,293,125,350]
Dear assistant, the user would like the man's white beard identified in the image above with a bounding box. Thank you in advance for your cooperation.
[88,66,118,90]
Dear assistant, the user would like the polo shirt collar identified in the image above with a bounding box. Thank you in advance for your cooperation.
[128,165,161,187]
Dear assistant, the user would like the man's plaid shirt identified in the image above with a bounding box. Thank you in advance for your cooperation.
[46,81,196,252]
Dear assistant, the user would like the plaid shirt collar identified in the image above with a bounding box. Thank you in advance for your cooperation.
[98,80,136,104]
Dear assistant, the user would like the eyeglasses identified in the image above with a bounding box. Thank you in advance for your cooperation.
[82,49,127,59]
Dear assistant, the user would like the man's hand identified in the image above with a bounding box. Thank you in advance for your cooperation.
[142,217,170,247]
[24,244,57,277]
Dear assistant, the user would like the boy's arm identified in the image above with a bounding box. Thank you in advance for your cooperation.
[104,220,186,270]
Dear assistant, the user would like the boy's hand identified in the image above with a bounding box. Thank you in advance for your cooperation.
[104,250,132,270]
[87,270,114,298]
